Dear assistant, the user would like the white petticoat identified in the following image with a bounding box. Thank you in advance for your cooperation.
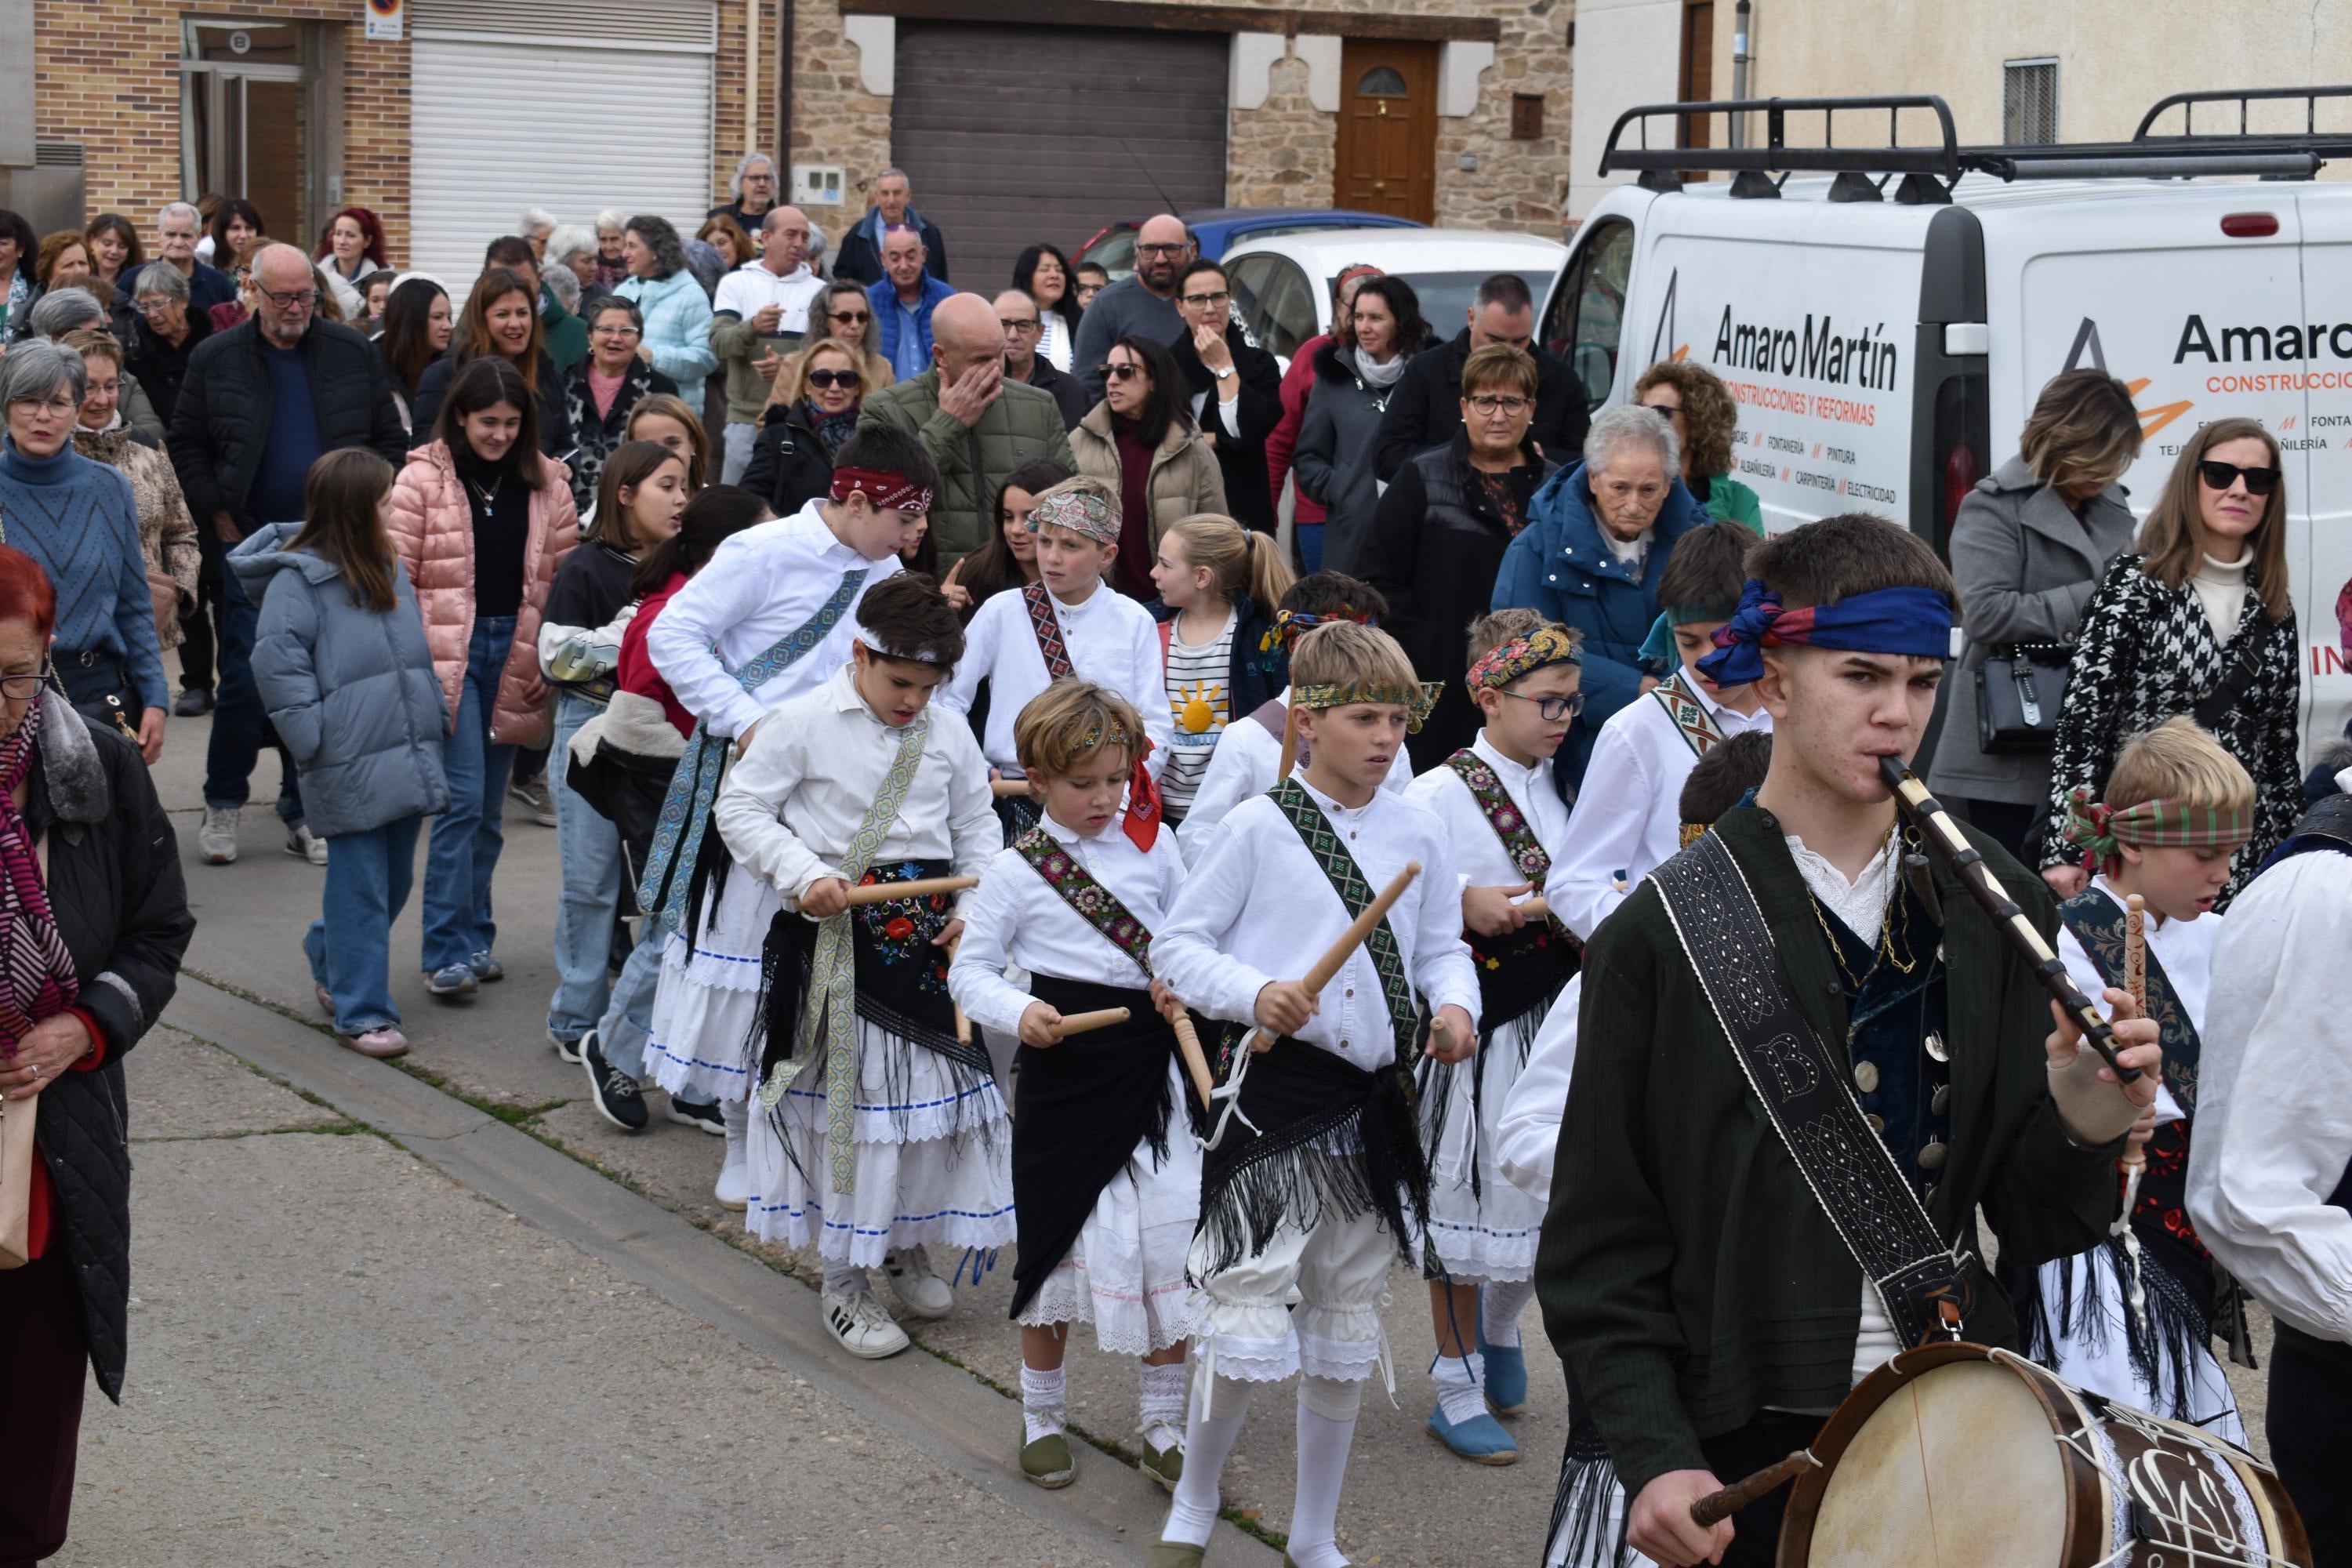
[1016,1061,1203,1356]
[2032,1245,2247,1445]
[1417,1016,1547,1283]
[746,1018,1014,1268]
[641,867,780,1102]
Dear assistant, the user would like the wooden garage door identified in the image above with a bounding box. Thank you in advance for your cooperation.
[891,23,1229,290]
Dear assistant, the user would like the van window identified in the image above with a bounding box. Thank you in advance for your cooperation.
[1250,257,1319,361]
[1544,218,1634,410]
[1228,252,1278,346]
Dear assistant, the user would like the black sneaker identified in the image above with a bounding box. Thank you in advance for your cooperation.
[580,1030,648,1131]
[666,1096,725,1134]
[173,687,214,717]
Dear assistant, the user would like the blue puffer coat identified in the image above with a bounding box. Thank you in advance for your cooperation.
[615,268,718,389]
[234,522,452,837]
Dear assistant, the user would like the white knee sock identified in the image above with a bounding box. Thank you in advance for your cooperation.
[1432,1352,1489,1425]
[1161,1371,1253,1548]
[1481,1280,1536,1348]
[721,1097,748,1158]
[822,1261,868,1298]
[1137,1360,1189,1448]
[1020,1365,1066,1445]
[1288,1376,1362,1568]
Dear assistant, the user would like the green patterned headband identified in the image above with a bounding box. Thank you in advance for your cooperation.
[1293,681,1444,733]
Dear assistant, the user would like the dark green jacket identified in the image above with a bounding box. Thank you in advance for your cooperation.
[1535,804,2124,1498]
[857,369,1075,568]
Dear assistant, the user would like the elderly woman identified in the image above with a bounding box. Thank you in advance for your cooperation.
[1928,369,2144,859]
[563,296,680,513]
[1634,358,1762,532]
[592,212,629,291]
[1492,399,1707,784]
[546,225,609,314]
[0,343,169,759]
[64,330,200,661]
[121,262,211,430]
[0,543,193,1568]
[615,216,717,396]
[1359,342,1559,769]
[20,290,162,443]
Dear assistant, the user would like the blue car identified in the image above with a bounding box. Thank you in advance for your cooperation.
[1076,207,1424,281]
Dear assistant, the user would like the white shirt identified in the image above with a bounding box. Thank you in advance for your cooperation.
[1185,387,1243,440]
[2055,876,2201,1126]
[711,665,1001,910]
[938,579,1172,776]
[1403,731,1572,897]
[1549,674,1773,938]
[1037,312,1073,374]
[949,811,1188,1038]
[1151,777,1479,1073]
[1174,688,1414,866]
[2189,846,2352,1347]
[1496,972,1585,1207]
[712,258,826,336]
[646,500,901,739]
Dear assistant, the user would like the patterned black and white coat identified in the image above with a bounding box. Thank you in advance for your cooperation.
[2042,552,2302,900]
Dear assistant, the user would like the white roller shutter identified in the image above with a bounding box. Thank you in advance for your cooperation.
[408,0,716,299]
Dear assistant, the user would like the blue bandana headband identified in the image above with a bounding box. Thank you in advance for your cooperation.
[1696,579,1954,687]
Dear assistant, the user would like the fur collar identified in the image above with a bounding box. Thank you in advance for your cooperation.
[39,696,111,824]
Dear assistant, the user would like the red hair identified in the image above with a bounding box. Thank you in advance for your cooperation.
[315,206,390,270]
[0,546,58,639]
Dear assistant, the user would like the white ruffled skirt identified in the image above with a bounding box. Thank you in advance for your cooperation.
[1418,1010,1548,1283]
[642,869,779,1103]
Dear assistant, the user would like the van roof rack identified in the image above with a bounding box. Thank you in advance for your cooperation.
[1600,89,2352,198]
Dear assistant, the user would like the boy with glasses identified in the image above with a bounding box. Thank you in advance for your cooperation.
[1073,263,1110,310]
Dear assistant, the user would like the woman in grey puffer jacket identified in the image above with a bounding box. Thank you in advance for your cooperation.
[233,450,450,1057]
[1292,275,1428,575]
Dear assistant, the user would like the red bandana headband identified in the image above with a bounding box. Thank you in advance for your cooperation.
[830,466,934,515]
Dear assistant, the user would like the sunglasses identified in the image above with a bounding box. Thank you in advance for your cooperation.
[1642,401,1683,421]
[1097,362,1144,383]
[1499,688,1586,723]
[2197,459,2279,496]
[828,309,872,325]
[806,368,861,390]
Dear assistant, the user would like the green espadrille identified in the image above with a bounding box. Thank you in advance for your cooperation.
[1019,1430,1075,1488]
[1144,1543,1207,1568]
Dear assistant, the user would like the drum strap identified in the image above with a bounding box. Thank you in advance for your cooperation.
[1652,830,1974,1350]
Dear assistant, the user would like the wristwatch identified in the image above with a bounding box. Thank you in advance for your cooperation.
[1212,365,1234,380]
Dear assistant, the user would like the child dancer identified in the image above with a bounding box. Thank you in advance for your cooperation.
[949,681,1198,1492]
[938,476,1170,838]
[1403,608,1583,1465]
[723,573,1007,1358]
[1149,620,1479,1568]
[637,425,935,1210]
[1148,515,1294,823]
[240,448,449,1059]
[1548,521,1770,940]
[2010,716,2254,1439]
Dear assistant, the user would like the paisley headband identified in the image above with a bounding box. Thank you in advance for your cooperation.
[1028,488,1120,545]
[1467,626,1581,691]
[1292,681,1443,733]
[830,466,933,515]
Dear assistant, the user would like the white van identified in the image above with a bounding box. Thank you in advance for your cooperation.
[1539,88,2352,753]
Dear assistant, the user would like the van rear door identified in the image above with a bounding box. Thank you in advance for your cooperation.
[2296,191,2352,751]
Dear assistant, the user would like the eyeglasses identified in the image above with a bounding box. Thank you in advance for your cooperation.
[259,285,318,310]
[743,173,775,184]
[805,368,861,390]
[828,309,873,325]
[1181,290,1230,309]
[590,324,641,337]
[1097,362,1144,383]
[998,318,1041,335]
[1642,401,1683,422]
[0,662,50,701]
[1468,394,1530,416]
[134,297,178,315]
[2197,459,2279,496]
[1135,243,1188,258]
[1498,688,1585,723]
[11,395,78,416]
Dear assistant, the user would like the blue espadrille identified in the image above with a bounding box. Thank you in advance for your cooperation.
[1427,1399,1520,1464]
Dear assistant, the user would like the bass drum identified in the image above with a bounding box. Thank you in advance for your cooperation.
[1779,1341,2308,1567]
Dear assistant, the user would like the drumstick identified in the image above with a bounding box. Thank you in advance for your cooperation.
[990,778,1032,798]
[1276,699,1302,780]
[2122,894,2148,1175]
[1171,1012,1215,1112]
[1690,1449,1822,1528]
[1045,1007,1131,1042]
[842,875,979,906]
[948,936,971,1047]
[1255,862,1424,1054]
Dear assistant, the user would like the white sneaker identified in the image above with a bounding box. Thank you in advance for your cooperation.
[822,1290,910,1359]
[881,1245,955,1319]
[199,804,239,864]
[713,1147,750,1211]
[287,822,328,866]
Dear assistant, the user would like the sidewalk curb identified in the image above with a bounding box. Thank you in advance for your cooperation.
[164,977,1269,1563]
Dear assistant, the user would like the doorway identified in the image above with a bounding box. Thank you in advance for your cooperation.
[1679,0,1715,158]
[180,18,341,252]
[1334,40,1436,223]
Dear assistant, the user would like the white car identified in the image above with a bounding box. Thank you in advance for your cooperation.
[1218,227,1569,365]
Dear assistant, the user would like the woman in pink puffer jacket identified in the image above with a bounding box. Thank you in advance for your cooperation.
[387,356,578,997]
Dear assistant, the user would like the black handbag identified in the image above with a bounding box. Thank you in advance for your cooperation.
[1975,642,2071,755]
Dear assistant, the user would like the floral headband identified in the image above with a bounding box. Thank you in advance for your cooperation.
[1292,680,1443,733]
[1258,605,1380,656]
[1467,626,1581,691]
[1028,488,1119,545]
[2060,786,2252,876]
[1073,715,1135,753]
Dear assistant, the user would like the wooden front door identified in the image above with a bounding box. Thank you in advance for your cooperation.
[1679,0,1715,155]
[1334,40,1437,223]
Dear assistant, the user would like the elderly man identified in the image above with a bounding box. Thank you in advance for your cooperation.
[708,152,781,240]
[994,289,1086,431]
[867,225,955,384]
[858,292,1074,567]
[120,201,235,315]
[831,167,949,287]
[166,242,406,867]
[1070,213,1190,400]
[1374,272,1589,482]
[712,205,826,483]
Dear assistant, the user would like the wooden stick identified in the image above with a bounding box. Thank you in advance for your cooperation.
[1519,895,1548,921]
[948,936,971,1047]
[990,778,1032,798]
[2122,893,2148,1175]
[1276,699,1302,781]
[1171,1014,1215,1112]
[842,874,979,907]
[1690,1450,1820,1527]
[1045,1007,1131,1042]
[1303,862,1422,995]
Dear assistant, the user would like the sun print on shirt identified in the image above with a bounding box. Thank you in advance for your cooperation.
[1174,680,1225,735]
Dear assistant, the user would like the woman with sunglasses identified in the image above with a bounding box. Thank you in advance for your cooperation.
[2042,416,2303,903]
[1069,334,1225,599]
[741,335,864,517]
[807,280,894,396]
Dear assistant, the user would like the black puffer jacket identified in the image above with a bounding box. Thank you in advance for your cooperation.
[122,307,215,431]
[165,317,407,537]
[740,401,839,517]
[1372,326,1590,484]
[562,357,680,512]
[28,702,195,1403]
[1169,321,1283,532]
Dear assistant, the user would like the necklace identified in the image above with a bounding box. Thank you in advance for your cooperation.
[1806,827,1922,990]
[466,471,503,517]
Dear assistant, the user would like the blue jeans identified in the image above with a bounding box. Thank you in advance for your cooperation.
[1295,521,1326,574]
[595,917,664,1083]
[546,691,620,1040]
[304,816,423,1034]
[204,546,303,824]
[422,616,517,973]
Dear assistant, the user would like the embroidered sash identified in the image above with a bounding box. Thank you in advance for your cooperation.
[2060,889,2203,1114]
[1270,778,1418,1063]
[1013,826,1155,975]
[1650,668,1726,760]
[638,568,869,934]
[1023,580,1074,681]
[1443,750,1554,887]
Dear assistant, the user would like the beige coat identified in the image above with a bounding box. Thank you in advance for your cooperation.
[1069,401,1226,557]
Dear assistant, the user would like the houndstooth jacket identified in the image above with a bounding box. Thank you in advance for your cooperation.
[2042,552,2301,902]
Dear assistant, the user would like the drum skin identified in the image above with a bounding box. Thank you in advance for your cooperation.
[1778,1341,2311,1568]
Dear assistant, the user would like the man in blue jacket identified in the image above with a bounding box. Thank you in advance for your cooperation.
[1491,404,1708,787]
[868,225,955,383]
